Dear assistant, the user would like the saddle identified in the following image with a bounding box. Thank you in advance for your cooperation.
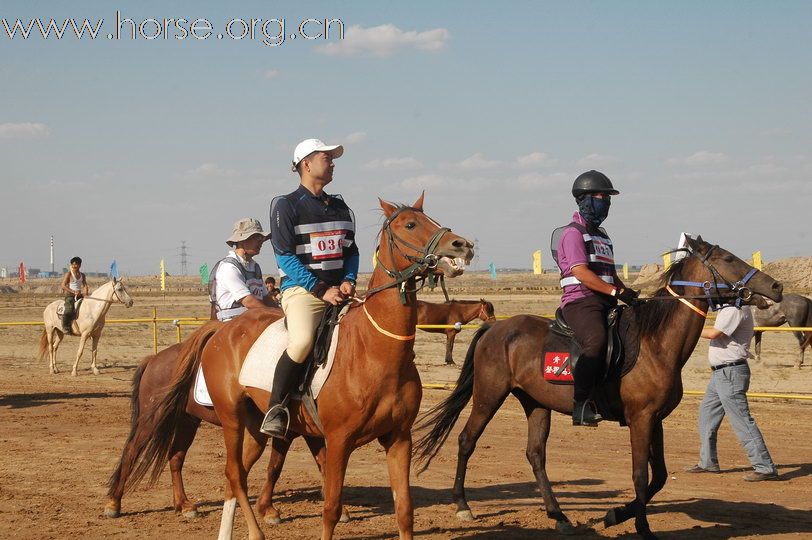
[544,306,630,384]
[56,298,82,319]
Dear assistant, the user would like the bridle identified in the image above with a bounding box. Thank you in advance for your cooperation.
[363,206,452,304]
[657,245,759,315]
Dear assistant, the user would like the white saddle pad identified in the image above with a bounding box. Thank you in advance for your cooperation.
[193,316,341,407]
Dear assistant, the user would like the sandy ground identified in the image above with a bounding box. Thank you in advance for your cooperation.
[0,284,810,539]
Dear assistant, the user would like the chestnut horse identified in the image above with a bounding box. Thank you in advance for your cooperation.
[414,236,782,540]
[417,299,495,364]
[126,194,473,540]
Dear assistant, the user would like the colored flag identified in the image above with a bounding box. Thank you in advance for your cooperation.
[110,260,119,279]
[199,263,209,285]
[752,251,763,271]
[489,262,497,280]
[532,250,542,275]
[19,262,26,283]
[662,253,672,271]
[622,262,629,280]
[160,259,166,291]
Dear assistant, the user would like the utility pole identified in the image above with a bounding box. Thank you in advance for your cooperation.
[180,241,188,276]
[50,235,54,274]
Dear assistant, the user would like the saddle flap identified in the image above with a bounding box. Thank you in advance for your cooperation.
[550,308,575,338]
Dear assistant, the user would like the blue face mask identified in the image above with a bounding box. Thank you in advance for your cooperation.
[578,195,611,226]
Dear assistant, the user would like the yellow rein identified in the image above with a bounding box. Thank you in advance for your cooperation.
[666,285,708,318]
[362,303,416,341]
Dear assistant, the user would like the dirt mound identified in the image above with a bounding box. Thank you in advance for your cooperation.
[632,263,665,292]
[763,257,812,291]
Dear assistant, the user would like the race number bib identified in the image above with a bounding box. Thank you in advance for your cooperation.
[591,237,615,265]
[310,230,345,260]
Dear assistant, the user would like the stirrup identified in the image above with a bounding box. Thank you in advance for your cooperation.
[259,403,291,439]
[572,400,602,427]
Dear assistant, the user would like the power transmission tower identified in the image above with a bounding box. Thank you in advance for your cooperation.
[180,241,189,275]
[473,237,480,271]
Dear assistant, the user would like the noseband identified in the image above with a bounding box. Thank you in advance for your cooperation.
[364,206,451,303]
[668,245,759,311]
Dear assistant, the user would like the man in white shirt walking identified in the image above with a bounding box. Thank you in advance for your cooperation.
[686,305,779,481]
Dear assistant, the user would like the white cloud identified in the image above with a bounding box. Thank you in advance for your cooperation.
[317,24,450,57]
[666,151,729,167]
[344,131,367,144]
[0,122,50,139]
[515,172,567,190]
[516,151,557,168]
[576,153,620,168]
[454,153,501,170]
[400,173,449,191]
[362,157,422,170]
[184,163,239,179]
[263,69,279,80]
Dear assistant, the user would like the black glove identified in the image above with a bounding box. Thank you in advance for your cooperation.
[617,287,640,306]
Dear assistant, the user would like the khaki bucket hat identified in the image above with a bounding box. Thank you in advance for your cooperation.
[226,218,270,246]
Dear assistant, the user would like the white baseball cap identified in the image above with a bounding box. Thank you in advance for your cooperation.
[292,138,344,171]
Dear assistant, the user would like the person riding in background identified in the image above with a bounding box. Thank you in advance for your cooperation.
[264,276,281,307]
[260,138,359,439]
[60,256,89,334]
[553,170,639,426]
[210,218,276,322]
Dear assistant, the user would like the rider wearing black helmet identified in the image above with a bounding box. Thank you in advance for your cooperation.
[552,170,639,426]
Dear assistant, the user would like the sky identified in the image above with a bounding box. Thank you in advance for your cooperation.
[2,1,811,276]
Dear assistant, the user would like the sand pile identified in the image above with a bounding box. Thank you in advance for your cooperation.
[763,257,812,291]
[631,263,665,292]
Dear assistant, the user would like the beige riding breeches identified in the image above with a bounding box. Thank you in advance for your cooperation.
[280,286,328,363]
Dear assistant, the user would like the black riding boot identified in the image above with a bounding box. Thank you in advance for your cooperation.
[572,358,603,427]
[259,352,305,439]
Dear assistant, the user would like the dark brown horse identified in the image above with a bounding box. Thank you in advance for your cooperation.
[753,293,812,368]
[417,299,495,364]
[414,236,782,540]
[121,194,473,540]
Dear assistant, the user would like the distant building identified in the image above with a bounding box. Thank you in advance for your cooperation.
[0,267,7,278]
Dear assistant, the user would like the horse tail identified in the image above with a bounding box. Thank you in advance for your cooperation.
[413,322,491,474]
[36,328,49,362]
[119,321,221,491]
[106,355,150,496]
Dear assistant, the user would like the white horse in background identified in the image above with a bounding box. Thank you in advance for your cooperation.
[38,278,134,376]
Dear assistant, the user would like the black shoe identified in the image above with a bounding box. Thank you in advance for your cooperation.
[259,352,305,439]
[572,400,602,427]
[744,471,779,482]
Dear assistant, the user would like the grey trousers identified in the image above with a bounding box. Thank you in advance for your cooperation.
[698,363,776,474]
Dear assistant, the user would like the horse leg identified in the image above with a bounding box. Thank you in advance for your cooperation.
[105,419,154,518]
[70,333,90,376]
[218,403,264,540]
[445,331,457,365]
[169,417,201,518]
[380,432,414,540]
[320,438,352,540]
[303,436,351,523]
[255,434,291,525]
[604,419,667,529]
[754,331,762,363]
[49,329,63,374]
[521,402,574,534]
[90,332,101,375]
[453,388,509,520]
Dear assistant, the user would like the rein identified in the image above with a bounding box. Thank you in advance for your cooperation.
[362,206,451,304]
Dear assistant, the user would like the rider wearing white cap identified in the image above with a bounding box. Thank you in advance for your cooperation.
[260,138,359,438]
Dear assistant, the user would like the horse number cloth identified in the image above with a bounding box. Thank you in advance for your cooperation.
[543,352,574,383]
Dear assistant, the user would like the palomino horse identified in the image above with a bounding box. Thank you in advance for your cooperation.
[753,293,812,368]
[414,236,782,540]
[417,299,495,364]
[122,194,473,540]
[38,278,134,376]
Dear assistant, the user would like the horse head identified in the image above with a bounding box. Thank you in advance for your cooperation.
[478,299,496,322]
[112,277,135,308]
[680,235,783,306]
[377,192,474,280]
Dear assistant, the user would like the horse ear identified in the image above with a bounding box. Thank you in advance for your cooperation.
[412,191,425,211]
[379,198,398,218]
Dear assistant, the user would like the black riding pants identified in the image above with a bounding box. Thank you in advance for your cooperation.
[561,295,613,402]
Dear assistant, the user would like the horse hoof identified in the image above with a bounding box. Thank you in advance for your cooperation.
[92,368,100,376]
[604,509,618,527]
[71,371,78,377]
[555,520,576,535]
[103,503,120,518]
[339,508,351,523]
[182,509,199,519]
[456,509,475,521]
[263,514,282,525]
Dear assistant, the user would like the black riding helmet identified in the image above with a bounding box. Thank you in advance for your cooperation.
[572,170,619,199]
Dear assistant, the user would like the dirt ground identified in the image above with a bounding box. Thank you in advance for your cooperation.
[0,278,810,539]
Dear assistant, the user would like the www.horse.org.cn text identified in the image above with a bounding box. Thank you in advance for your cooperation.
[1,11,345,47]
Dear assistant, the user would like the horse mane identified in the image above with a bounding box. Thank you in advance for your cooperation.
[632,256,688,339]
